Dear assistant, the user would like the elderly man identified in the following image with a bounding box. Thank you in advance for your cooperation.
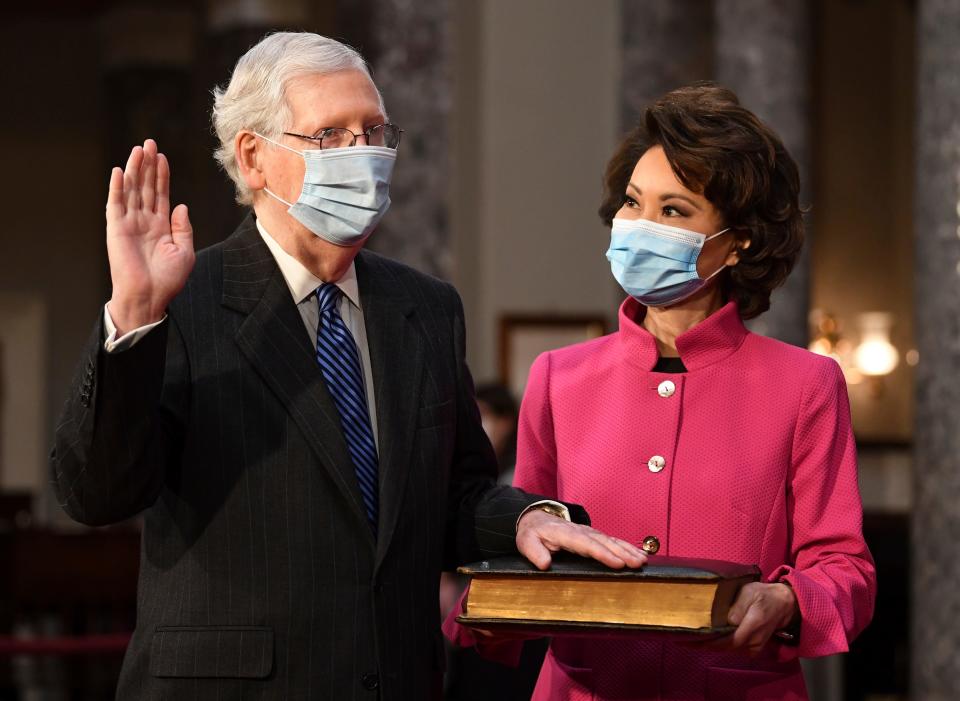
[50,32,643,700]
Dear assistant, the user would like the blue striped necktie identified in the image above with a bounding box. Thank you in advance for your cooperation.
[314,283,378,533]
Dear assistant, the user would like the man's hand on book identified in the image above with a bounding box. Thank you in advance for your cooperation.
[685,581,799,656]
[515,509,647,571]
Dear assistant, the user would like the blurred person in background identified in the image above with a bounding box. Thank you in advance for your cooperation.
[475,382,518,485]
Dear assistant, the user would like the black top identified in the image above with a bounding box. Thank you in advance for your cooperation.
[653,356,687,373]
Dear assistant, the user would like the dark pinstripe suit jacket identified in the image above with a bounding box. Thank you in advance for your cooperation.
[51,215,587,700]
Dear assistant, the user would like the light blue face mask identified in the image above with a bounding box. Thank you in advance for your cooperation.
[606,217,730,307]
[256,133,397,247]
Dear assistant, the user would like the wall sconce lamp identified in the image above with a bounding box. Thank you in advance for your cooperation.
[808,310,916,396]
[852,312,899,377]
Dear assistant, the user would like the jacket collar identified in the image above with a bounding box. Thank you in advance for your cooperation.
[617,297,748,372]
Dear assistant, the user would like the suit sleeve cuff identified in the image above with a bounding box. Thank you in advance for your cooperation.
[515,499,571,532]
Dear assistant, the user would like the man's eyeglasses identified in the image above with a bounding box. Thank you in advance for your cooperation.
[284,123,403,150]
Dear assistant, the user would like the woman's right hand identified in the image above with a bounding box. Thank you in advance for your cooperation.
[106,139,195,336]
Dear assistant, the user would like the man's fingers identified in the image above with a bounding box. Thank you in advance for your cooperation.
[567,531,626,569]
[142,139,157,212]
[605,537,646,568]
[156,152,171,219]
[583,533,645,568]
[541,522,644,569]
[106,167,125,219]
[517,529,554,571]
[171,204,194,249]
[124,146,143,211]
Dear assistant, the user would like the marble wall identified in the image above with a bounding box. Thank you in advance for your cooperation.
[620,0,714,129]
[714,0,811,347]
[912,0,960,697]
[364,0,454,279]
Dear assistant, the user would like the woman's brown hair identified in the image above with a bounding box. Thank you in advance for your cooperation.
[599,82,804,320]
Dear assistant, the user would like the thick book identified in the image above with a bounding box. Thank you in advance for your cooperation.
[455,553,760,637]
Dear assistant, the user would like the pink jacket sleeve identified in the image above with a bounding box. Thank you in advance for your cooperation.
[769,357,877,659]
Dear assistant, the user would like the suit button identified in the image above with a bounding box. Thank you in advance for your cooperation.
[647,455,666,473]
[657,380,675,398]
[642,535,660,554]
[361,672,379,691]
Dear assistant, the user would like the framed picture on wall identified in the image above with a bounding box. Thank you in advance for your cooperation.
[499,315,608,399]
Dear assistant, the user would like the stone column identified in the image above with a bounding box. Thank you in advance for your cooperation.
[714,0,811,348]
[199,0,323,247]
[99,6,200,235]
[912,1,960,698]
[362,0,453,279]
[621,0,714,130]
[618,0,714,319]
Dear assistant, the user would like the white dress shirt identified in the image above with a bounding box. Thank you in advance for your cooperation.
[103,219,380,449]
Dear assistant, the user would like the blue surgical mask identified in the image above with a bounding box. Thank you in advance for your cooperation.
[256,133,397,247]
[606,217,730,307]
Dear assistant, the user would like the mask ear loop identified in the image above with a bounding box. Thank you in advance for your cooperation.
[253,131,303,156]
[699,228,734,281]
[263,188,295,208]
[253,132,302,208]
[703,262,728,282]
[704,227,730,242]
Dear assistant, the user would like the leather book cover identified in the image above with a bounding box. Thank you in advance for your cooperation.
[455,553,760,637]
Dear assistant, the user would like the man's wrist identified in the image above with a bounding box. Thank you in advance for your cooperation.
[516,500,571,532]
[107,297,166,335]
[103,303,167,353]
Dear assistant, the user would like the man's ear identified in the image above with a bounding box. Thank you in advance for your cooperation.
[235,131,266,191]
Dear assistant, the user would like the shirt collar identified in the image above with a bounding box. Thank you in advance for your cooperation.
[256,218,361,310]
[617,297,748,372]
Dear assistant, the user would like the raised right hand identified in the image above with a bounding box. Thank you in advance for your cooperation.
[106,139,195,336]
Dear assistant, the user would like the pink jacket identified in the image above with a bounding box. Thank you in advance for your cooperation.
[447,299,875,700]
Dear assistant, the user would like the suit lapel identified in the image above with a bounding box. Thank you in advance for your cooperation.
[355,251,424,569]
[223,217,374,546]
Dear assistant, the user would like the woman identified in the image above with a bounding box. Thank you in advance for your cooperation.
[446,83,876,700]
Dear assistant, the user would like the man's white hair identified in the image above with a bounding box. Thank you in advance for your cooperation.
[212,32,383,205]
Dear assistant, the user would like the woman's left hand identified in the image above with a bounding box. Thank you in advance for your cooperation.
[686,582,799,656]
